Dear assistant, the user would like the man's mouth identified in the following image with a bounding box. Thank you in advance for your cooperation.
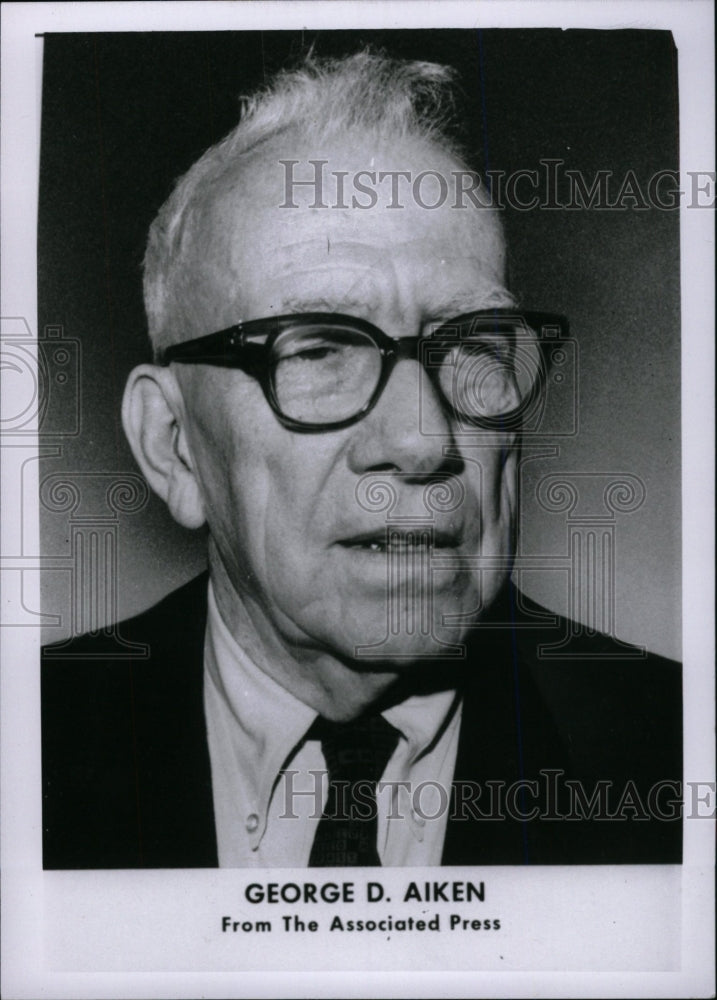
[338,529,461,552]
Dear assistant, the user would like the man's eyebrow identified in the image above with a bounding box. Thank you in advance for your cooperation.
[424,289,518,322]
[277,289,518,325]
[278,293,382,315]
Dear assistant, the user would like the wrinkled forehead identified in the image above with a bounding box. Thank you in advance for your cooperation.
[177,131,508,332]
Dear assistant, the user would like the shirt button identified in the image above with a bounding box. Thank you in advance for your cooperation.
[246,813,259,833]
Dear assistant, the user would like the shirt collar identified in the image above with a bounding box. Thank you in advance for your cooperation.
[205,582,317,837]
[383,689,460,767]
[205,581,458,832]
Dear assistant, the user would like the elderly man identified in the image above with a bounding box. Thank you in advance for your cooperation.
[42,51,681,869]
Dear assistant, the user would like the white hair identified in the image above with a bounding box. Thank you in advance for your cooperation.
[144,50,472,354]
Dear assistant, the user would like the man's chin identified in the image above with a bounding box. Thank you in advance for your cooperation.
[335,623,471,672]
[315,587,487,669]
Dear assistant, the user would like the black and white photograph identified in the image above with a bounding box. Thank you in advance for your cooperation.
[1,2,714,997]
[39,26,685,871]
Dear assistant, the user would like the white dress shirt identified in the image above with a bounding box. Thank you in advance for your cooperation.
[203,582,462,867]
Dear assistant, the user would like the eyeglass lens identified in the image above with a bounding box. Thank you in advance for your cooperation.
[271,320,542,425]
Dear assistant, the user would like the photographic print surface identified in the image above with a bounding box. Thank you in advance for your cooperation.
[2,3,714,998]
[38,28,682,870]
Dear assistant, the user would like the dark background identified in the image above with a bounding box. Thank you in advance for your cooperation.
[39,29,681,658]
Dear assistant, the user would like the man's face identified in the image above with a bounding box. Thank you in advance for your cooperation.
[172,133,517,667]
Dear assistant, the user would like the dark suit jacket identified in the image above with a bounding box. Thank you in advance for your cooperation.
[42,574,682,868]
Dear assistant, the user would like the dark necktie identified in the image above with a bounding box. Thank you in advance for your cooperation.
[308,714,400,867]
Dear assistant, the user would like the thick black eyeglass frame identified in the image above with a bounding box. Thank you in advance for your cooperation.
[159,309,569,432]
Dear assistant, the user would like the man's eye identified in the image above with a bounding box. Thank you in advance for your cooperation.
[280,341,342,362]
[289,344,341,361]
[276,324,375,362]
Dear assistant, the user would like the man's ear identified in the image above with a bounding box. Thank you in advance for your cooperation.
[121,365,206,530]
[494,435,519,533]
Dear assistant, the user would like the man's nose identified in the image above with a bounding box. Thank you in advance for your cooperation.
[346,357,455,476]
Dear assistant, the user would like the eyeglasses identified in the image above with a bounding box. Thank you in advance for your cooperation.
[159,309,569,432]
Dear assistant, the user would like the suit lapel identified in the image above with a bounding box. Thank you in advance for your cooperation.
[442,633,530,865]
[441,588,569,866]
[127,573,218,867]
